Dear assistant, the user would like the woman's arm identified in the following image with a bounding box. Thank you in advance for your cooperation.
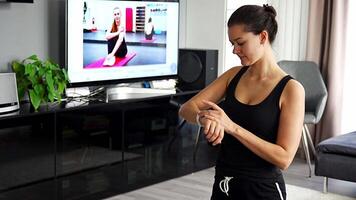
[179,66,241,124]
[200,80,305,170]
[105,26,125,40]
[106,30,119,40]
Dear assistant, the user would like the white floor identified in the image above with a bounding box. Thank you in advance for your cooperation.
[284,158,356,198]
[106,167,356,200]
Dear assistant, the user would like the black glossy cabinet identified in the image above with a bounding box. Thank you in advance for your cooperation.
[0,112,55,190]
[0,94,217,200]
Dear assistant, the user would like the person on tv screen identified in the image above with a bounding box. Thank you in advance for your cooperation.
[179,4,305,199]
[105,7,128,65]
[144,17,155,40]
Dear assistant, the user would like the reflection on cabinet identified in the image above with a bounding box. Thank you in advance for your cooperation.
[0,116,55,193]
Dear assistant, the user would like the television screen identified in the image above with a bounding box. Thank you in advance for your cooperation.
[66,0,179,86]
[6,0,33,3]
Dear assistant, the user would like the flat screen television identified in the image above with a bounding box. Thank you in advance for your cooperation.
[5,0,33,3]
[66,0,179,87]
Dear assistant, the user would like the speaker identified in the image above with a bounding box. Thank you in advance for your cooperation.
[0,73,19,114]
[177,48,218,91]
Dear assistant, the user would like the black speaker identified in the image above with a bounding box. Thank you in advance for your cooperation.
[177,48,218,91]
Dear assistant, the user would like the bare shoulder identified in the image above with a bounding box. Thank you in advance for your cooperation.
[282,79,305,104]
[222,66,244,84]
[286,79,305,94]
[189,66,244,104]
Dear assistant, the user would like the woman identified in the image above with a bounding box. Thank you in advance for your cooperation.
[105,7,128,65]
[144,17,154,40]
[179,5,305,200]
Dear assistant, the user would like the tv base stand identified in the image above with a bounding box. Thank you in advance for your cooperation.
[106,86,176,101]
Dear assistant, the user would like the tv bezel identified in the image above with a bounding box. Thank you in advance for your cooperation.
[65,0,180,88]
[6,0,34,3]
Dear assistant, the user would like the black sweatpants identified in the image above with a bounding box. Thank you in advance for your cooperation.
[210,174,286,200]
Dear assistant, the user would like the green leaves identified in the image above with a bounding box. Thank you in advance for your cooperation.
[11,54,69,111]
[29,89,41,111]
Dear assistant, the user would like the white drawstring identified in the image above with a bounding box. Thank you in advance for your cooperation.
[219,176,233,196]
[275,182,284,200]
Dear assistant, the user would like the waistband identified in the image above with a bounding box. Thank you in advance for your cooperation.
[215,165,283,183]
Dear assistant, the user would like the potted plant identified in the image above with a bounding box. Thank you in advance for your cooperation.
[11,55,69,111]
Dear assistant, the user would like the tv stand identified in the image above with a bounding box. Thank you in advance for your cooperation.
[105,85,176,101]
[65,87,91,97]
[0,86,204,199]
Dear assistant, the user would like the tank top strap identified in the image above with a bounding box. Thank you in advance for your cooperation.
[272,75,293,100]
[226,66,249,97]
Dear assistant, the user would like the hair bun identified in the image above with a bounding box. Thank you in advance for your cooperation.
[263,4,277,18]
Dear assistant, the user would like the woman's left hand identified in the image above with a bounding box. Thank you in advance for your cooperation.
[198,100,237,135]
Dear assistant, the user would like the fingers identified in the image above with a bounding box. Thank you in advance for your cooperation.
[207,124,219,142]
[201,100,223,111]
[212,128,224,146]
[204,120,216,141]
[198,103,226,146]
[202,113,216,122]
[206,124,223,146]
[201,117,224,146]
[198,110,220,120]
[200,113,219,139]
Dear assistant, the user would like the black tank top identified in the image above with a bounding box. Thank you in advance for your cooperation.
[215,66,293,181]
[108,36,128,58]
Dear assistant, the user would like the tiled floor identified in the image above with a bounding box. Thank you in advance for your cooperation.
[284,157,356,198]
[107,166,356,200]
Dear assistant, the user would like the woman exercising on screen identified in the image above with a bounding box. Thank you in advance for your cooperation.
[145,17,154,40]
[105,7,128,63]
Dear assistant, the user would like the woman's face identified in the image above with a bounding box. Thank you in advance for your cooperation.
[228,24,265,66]
[113,8,121,25]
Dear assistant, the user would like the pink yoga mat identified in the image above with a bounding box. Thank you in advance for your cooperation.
[140,38,156,43]
[84,52,136,69]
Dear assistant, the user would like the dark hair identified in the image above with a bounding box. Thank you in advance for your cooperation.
[227,4,278,43]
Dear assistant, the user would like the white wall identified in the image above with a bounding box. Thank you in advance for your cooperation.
[0,0,65,72]
[224,0,309,72]
[270,0,309,61]
[179,0,226,75]
[342,0,356,134]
